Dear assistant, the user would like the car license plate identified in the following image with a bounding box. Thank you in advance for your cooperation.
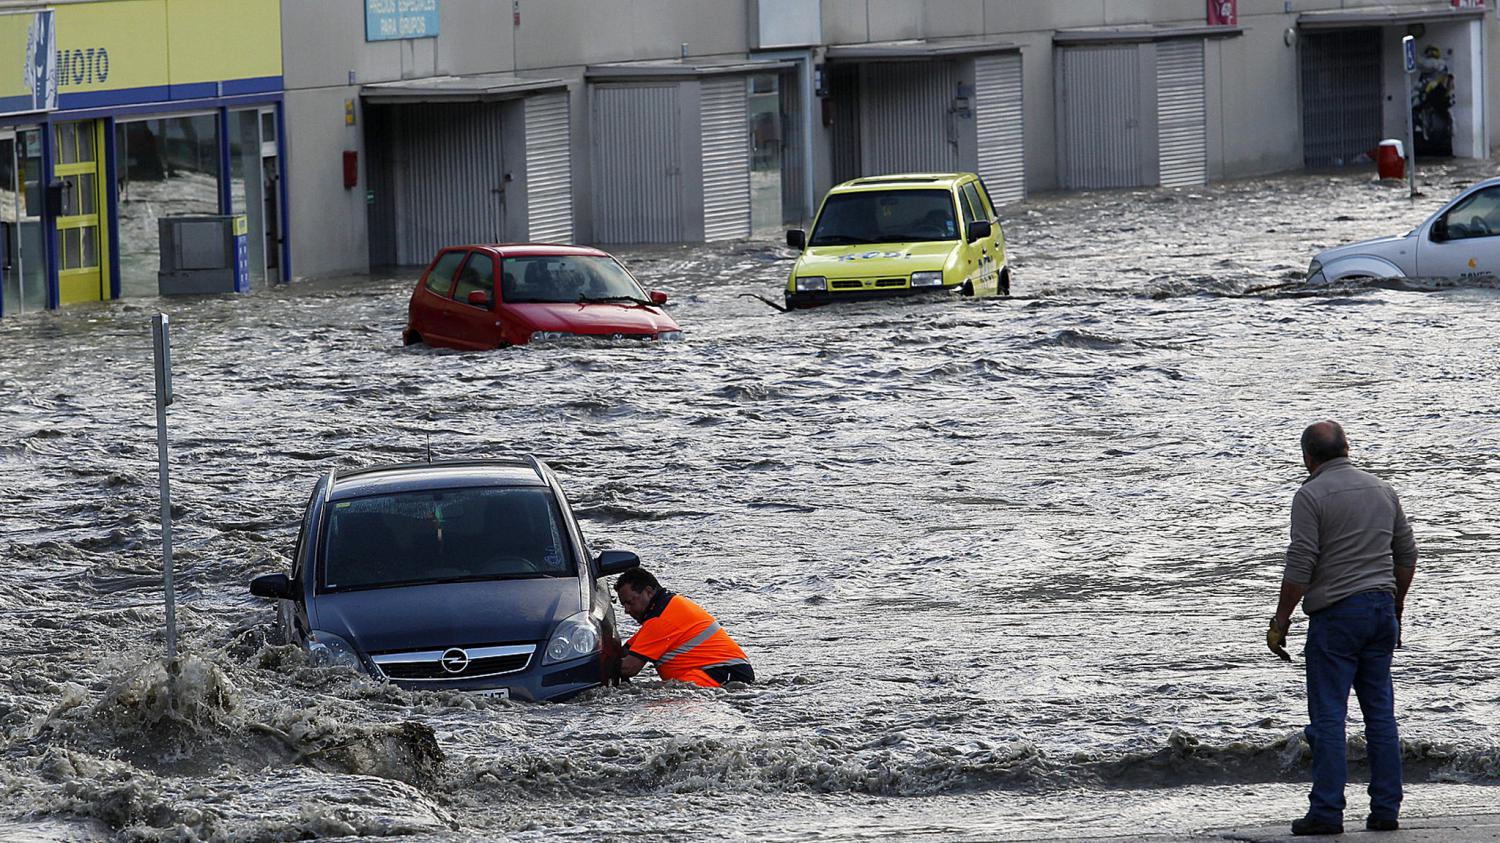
[475,688,509,700]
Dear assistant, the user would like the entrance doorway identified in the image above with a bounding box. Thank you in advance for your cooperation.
[0,127,47,316]
[53,119,107,304]
[230,107,281,285]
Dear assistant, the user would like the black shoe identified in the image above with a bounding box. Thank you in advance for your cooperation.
[1291,816,1344,836]
[1366,815,1400,831]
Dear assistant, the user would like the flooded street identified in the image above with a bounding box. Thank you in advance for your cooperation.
[3,162,1500,841]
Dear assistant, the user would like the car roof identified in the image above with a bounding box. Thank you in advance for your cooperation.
[830,173,974,193]
[329,458,550,501]
[444,243,614,259]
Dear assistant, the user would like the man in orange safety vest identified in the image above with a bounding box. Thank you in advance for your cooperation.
[613,567,754,688]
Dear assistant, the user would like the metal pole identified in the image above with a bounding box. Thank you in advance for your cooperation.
[152,313,176,660]
[1403,36,1418,198]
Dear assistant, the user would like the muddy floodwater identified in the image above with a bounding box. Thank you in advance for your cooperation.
[3,162,1500,842]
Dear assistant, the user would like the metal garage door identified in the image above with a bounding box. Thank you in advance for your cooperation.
[1157,40,1207,187]
[860,61,959,174]
[974,52,1024,204]
[1300,30,1382,168]
[386,103,506,265]
[592,84,682,243]
[1058,45,1142,189]
[700,76,751,241]
[524,93,572,243]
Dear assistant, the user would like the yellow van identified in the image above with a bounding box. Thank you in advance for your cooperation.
[784,173,1009,309]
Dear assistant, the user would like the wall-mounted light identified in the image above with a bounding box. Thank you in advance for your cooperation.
[1284,27,1297,47]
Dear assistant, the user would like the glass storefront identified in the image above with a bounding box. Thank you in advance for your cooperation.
[114,114,221,297]
[0,128,47,314]
[229,107,279,286]
[748,74,783,236]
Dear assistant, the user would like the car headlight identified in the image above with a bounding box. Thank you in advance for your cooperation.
[1306,260,1325,284]
[910,271,944,288]
[530,330,570,342]
[794,276,827,292]
[656,330,683,342]
[307,630,367,674]
[543,611,600,665]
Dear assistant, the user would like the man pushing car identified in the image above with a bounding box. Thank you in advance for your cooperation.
[612,567,754,688]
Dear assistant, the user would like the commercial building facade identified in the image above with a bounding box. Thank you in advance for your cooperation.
[0,0,285,319]
[3,1,1494,309]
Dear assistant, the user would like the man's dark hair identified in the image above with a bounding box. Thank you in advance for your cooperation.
[1301,420,1349,464]
[614,567,660,593]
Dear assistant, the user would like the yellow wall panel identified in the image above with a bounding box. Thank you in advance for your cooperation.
[167,0,282,84]
[0,13,35,100]
[54,2,170,95]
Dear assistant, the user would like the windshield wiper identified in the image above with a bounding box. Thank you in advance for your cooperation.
[809,235,865,246]
[578,294,654,307]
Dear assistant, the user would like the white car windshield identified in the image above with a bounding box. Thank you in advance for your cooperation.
[320,486,574,591]
[809,189,959,246]
[501,255,650,304]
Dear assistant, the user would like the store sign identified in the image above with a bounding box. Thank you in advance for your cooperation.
[1208,0,1237,25]
[1450,0,1484,7]
[366,0,440,41]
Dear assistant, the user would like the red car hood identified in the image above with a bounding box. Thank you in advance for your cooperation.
[509,302,680,335]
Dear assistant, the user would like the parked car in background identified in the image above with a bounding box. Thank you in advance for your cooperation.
[1307,176,1500,285]
[783,173,1010,309]
[403,244,682,349]
[248,457,642,702]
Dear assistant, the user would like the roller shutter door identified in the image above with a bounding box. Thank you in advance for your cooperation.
[592,84,682,243]
[974,53,1024,204]
[1156,40,1207,187]
[700,76,751,241]
[524,93,573,243]
[860,61,959,174]
[391,103,506,265]
[1058,45,1142,189]
[1300,30,1382,168]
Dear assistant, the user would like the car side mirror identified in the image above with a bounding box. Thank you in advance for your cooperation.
[466,290,491,308]
[786,229,806,250]
[249,573,294,600]
[966,220,992,243]
[1431,218,1449,242]
[649,290,668,306]
[596,549,641,576]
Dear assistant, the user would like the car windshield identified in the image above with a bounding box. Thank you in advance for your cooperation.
[320,486,574,591]
[500,255,650,304]
[809,189,958,246]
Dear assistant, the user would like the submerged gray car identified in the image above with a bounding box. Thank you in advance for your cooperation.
[1307,176,1500,285]
[249,457,640,701]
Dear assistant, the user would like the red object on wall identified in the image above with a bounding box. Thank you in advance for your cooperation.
[342,150,358,189]
[1451,0,1485,9]
[1208,0,1237,25]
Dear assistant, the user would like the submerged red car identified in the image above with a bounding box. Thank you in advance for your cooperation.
[403,244,682,349]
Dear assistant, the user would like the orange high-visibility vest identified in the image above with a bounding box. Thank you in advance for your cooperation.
[626,594,749,688]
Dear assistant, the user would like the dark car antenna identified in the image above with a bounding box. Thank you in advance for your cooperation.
[425,433,432,463]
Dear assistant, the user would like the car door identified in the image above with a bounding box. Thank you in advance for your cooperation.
[413,249,467,347]
[954,185,987,293]
[1417,185,1500,281]
[963,180,1003,295]
[447,251,503,349]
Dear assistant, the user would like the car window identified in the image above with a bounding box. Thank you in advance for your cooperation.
[962,182,989,222]
[320,486,574,592]
[973,179,998,218]
[1439,187,1500,240]
[809,189,958,246]
[956,187,978,226]
[500,255,649,304]
[424,251,465,297]
[453,252,495,305]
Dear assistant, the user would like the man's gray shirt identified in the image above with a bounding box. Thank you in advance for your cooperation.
[1284,457,1417,614]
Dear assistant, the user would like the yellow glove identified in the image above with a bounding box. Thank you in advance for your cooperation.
[1266,617,1291,662]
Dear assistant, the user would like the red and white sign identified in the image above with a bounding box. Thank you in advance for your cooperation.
[1208,0,1237,26]
[1451,0,1485,8]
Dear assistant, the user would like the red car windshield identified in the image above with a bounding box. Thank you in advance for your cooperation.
[501,255,650,304]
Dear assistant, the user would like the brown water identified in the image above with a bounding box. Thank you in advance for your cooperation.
[2,161,1498,841]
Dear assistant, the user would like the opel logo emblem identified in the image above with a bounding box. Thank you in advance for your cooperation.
[440,647,470,674]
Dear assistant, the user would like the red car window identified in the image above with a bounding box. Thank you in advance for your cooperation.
[453,252,496,305]
[424,251,466,299]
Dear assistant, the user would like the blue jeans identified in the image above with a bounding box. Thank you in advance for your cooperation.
[1304,590,1403,824]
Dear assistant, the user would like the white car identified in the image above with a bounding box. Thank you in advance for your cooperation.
[1307,177,1500,284]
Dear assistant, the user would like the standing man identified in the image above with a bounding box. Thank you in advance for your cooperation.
[613,567,753,688]
[1267,421,1417,836]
